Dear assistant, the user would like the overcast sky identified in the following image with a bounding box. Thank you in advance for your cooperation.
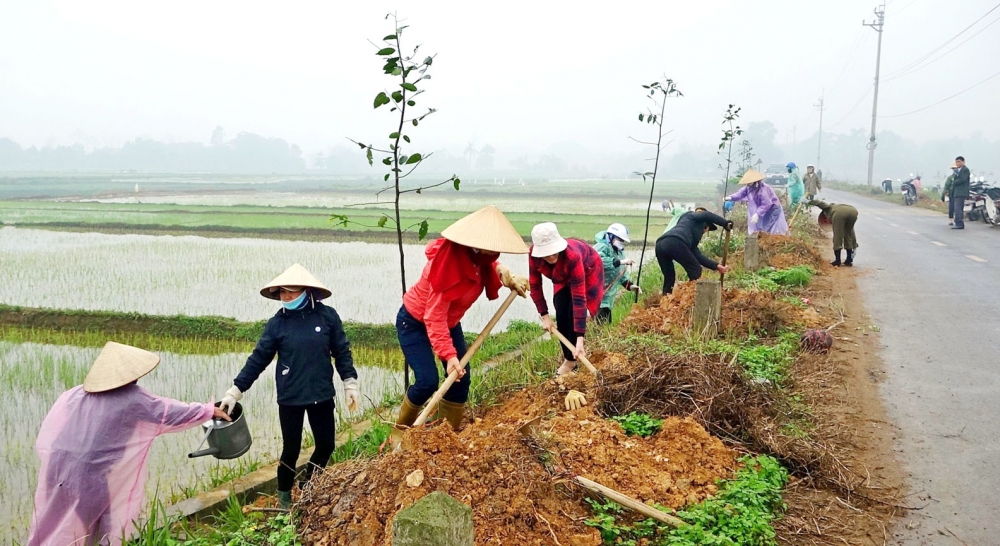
[2,0,998,156]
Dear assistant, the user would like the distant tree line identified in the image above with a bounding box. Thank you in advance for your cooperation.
[0,129,305,173]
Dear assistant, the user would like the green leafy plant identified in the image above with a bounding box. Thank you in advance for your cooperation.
[631,77,684,301]
[737,334,796,383]
[585,455,789,546]
[764,265,814,287]
[334,14,461,390]
[611,412,664,437]
[718,104,744,210]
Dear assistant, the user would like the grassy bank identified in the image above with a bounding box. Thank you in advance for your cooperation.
[0,305,543,365]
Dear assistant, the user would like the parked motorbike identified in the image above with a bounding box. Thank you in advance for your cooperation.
[900,179,918,206]
[967,179,993,224]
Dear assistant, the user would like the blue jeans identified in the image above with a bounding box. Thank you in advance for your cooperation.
[396,306,470,405]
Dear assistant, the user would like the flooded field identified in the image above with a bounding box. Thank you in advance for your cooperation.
[0,341,398,544]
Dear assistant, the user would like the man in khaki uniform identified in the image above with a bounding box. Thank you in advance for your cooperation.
[803,164,822,200]
[809,200,858,267]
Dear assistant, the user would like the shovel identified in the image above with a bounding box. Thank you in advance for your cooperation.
[411,289,520,427]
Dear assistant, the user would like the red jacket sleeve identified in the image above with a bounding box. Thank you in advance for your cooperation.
[529,256,549,316]
[421,290,459,361]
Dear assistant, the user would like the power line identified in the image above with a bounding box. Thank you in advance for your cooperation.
[884,13,1000,82]
[826,28,870,98]
[827,84,874,130]
[880,69,1000,117]
[883,2,1000,79]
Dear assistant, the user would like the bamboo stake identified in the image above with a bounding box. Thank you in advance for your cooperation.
[574,476,687,528]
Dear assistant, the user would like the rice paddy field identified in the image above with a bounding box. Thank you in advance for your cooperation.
[0,173,716,543]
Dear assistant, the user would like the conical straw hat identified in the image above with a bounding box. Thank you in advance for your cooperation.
[83,341,160,393]
[440,206,529,254]
[260,263,332,300]
[738,169,766,185]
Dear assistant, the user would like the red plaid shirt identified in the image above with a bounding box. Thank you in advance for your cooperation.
[529,238,604,335]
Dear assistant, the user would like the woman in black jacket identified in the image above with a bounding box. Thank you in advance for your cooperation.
[219,264,359,509]
[655,211,733,295]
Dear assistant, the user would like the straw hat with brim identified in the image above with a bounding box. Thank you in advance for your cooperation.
[531,222,568,258]
[260,263,332,300]
[83,341,160,393]
[738,169,766,185]
[440,205,529,254]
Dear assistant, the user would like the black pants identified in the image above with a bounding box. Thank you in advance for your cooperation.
[947,197,954,219]
[278,399,336,491]
[655,236,704,295]
[553,287,580,361]
[953,197,966,227]
[595,307,613,324]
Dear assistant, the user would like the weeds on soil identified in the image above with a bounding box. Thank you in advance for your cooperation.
[611,412,664,437]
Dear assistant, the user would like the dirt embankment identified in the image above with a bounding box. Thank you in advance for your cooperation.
[298,362,737,545]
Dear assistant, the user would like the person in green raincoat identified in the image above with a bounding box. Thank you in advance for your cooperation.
[942,166,957,225]
[786,162,805,207]
[593,223,639,323]
[662,200,707,234]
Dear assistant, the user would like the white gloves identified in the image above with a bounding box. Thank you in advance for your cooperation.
[620,258,634,266]
[343,378,360,412]
[220,385,242,414]
[629,285,643,294]
[750,213,760,225]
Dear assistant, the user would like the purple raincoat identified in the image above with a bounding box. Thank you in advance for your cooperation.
[727,182,789,235]
[28,384,213,546]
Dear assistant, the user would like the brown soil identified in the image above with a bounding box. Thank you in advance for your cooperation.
[624,282,826,337]
[297,360,738,545]
[758,233,830,271]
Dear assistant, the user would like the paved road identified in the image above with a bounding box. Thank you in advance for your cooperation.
[820,189,1000,545]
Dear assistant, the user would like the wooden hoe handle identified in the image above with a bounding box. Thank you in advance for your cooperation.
[549,327,598,374]
[413,290,519,426]
[574,476,687,528]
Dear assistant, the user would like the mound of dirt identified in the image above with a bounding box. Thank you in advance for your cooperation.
[624,283,825,336]
[757,233,828,270]
[297,359,737,546]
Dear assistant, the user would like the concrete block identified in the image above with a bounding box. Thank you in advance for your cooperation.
[693,279,721,338]
[744,232,761,271]
[392,491,474,546]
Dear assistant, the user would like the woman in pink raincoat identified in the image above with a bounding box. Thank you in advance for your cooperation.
[725,169,789,235]
[28,342,229,546]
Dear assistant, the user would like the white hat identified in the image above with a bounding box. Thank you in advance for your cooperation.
[606,223,630,242]
[440,205,528,254]
[530,222,568,258]
[806,164,815,168]
[83,342,160,393]
[260,263,332,300]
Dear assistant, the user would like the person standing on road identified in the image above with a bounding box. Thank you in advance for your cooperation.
[392,206,529,435]
[220,264,359,509]
[28,342,230,546]
[786,162,805,207]
[529,222,604,375]
[942,166,957,225]
[951,156,971,229]
[593,223,639,324]
[725,169,789,235]
[654,210,733,295]
[809,200,859,267]
[804,164,822,200]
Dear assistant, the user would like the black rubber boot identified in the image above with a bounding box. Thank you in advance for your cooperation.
[831,249,842,267]
[844,249,854,267]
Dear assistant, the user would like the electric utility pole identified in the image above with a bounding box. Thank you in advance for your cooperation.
[815,93,825,167]
[864,3,885,187]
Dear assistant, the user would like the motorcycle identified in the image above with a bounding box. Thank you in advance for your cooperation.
[967,179,993,224]
[900,179,918,206]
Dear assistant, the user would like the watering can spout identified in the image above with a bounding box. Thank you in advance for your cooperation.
[188,446,221,458]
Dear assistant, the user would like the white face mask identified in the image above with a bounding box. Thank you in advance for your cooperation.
[612,239,625,251]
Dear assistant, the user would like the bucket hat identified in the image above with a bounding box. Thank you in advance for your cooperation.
[530,222,568,258]
[260,263,332,300]
[83,341,160,393]
[440,205,528,254]
[738,169,766,185]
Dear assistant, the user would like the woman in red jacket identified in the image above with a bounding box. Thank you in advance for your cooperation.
[528,222,604,375]
[394,206,529,433]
